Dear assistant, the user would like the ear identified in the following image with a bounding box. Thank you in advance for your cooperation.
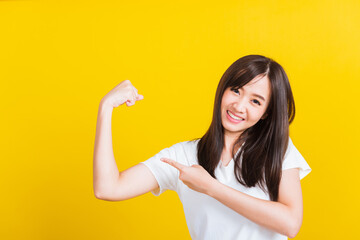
[261,113,268,119]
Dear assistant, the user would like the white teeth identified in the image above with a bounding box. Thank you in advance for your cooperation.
[227,111,244,120]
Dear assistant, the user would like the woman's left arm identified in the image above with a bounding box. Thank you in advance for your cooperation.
[208,168,303,238]
[160,158,303,238]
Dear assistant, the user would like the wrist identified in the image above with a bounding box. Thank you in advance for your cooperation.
[99,98,113,110]
[207,178,222,198]
[98,99,114,116]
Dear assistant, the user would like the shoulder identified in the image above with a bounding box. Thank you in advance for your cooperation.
[166,139,200,165]
[168,138,200,151]
[283,137,312,180]
[284,137,304,162]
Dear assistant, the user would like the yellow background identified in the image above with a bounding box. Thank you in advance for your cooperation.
[1,0,359,239]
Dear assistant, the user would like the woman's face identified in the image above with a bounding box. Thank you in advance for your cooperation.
[221,74,271,138]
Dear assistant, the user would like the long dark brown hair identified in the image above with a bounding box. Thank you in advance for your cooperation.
[196,55,295,201]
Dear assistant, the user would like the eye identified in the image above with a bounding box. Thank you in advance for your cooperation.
[232,88,240,94]
[252,99,261,106]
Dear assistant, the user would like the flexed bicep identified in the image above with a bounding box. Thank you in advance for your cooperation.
[97,163,159,201]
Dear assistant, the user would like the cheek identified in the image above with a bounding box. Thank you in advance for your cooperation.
[222,91,236,106]
[220,95,230,110]
[249,108,266,121]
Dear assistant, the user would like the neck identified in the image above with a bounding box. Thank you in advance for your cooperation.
[223,130,243,153]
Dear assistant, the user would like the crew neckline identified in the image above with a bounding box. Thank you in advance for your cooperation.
[219,143,243,168]
[220,158,233,168]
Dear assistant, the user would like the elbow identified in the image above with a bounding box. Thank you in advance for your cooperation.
[94,191,114,201]
[93,178,127,201]
[94,189,107,200]
[93,184,114,200]
[94,192,115,201]
[94,191,105,200]
[94,185,105,199]
[93,187,111,200]
[94,190,126,201]
[286,218,302,239]
[287,230,298,239]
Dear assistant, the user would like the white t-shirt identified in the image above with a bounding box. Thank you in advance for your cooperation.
[141,138,311,240]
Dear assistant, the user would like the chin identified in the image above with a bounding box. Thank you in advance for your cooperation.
[223,124,245,134]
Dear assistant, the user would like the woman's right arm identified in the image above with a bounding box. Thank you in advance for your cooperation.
[93,80,159,201]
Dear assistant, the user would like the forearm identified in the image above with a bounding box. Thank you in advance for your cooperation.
[207,180,298,238]
[93,100,120,197]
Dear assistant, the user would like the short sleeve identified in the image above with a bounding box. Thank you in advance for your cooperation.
[140,144,180,196]
[282,138,312,180]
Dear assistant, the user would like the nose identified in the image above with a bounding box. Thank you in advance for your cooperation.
[233,99,246,114]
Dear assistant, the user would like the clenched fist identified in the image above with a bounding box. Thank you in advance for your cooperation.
[101,80,144,108]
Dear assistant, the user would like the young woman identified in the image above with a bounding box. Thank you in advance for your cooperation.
[93,55,311,240]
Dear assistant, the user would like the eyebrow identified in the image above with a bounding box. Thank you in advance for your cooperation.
[252,93,266,101]
[233,86,266,101]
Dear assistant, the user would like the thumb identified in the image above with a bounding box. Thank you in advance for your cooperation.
[136,94,144,101]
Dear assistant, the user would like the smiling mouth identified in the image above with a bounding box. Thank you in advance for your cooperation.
[227,110,244,121]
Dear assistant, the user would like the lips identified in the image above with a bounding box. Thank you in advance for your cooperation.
[227,110,245,122]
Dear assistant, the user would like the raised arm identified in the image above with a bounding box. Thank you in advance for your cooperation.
[93,80,159,201]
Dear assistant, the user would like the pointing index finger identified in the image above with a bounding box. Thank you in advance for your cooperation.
[160,158,185,171]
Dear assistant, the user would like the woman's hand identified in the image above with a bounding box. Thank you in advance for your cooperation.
[161,158,216,195]
[101,80,144,108]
